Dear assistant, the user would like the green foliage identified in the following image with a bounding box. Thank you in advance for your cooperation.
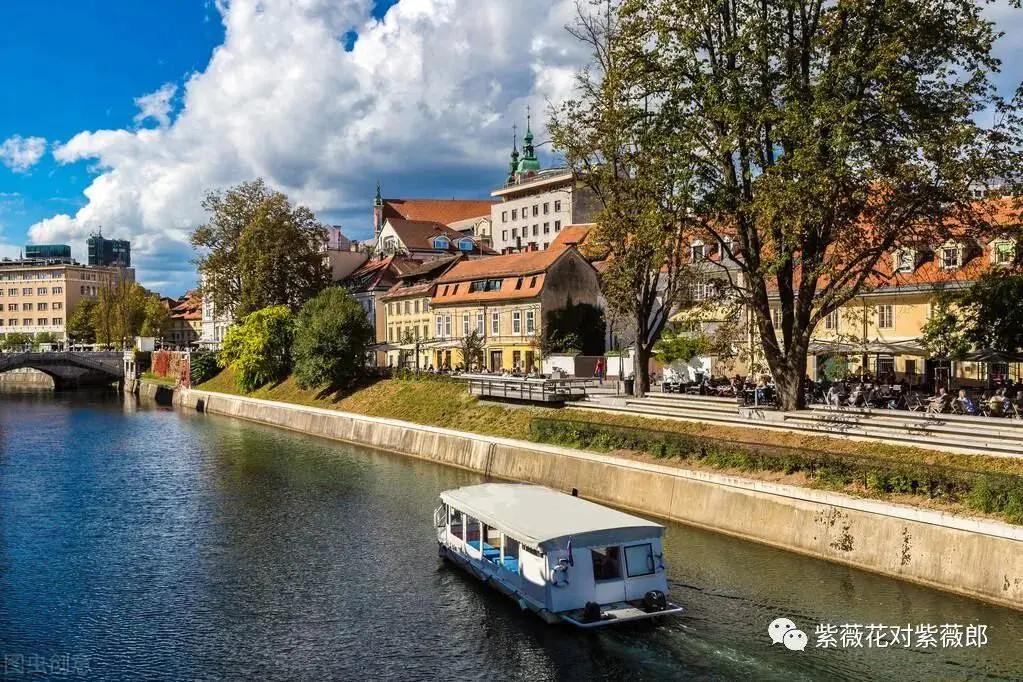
[555,0,1023,409]
[820,355,851,382]
[67,298,97,345]
[192,179,330,319]
[530,418,1023,524]
[93,278,150,348]
[292,288,374,390]
[190,351,220,385]
[959,271,1023,353]
[458,329,486,371]
[219,305,296,391]
[0,332,32,350]
[141,295,171,339]
[920,296,971,360]
[654,331,713,365]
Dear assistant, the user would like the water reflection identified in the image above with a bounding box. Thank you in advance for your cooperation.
[0,391,1020,681]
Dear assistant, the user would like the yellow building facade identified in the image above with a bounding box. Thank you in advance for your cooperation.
[429,247,600,372]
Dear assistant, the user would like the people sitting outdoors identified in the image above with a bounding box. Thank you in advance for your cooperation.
[954,389,978,415]
[988,389,1011,417]
[926,388,951,414]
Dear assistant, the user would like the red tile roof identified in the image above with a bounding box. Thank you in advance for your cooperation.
[382,198,496,226]
[435,245,572,283]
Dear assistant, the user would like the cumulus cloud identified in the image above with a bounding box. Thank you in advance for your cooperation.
[133,83,178,128]
[0,135,47,173]
[28,0,591,295]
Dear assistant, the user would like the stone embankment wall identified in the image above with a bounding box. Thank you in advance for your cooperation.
[148,381,1023,611]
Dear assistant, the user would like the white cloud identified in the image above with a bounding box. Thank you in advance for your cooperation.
[0,135,47,173]
[28,0,592,294]
[133,83,178,128]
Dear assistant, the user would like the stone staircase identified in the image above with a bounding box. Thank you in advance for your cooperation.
[575,392,1023,458]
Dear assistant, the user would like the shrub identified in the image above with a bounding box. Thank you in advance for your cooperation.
[529,418,1023,525]
[219,306,295,391]
[190,351,220,385]
[292,287,374,390]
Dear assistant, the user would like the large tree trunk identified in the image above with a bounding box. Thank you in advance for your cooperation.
[633,343,651,396]
[763,342,810,411]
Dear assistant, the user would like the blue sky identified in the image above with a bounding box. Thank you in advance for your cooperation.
[0,0,1019,296]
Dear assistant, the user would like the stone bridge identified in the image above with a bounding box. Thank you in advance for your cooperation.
[0,351,124,388]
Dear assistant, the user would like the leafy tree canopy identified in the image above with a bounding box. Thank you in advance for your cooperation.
[192,179,331,319]
[219,305,295,391]
[292,288,374,390]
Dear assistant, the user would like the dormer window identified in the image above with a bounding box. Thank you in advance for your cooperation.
[894,249,916,274]
[993,239,1015,265]
[458,238,475,251]
[690,241,710,262]
[940,245,962,270]
[433,236,450,250]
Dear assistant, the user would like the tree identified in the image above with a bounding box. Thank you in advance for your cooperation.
[543,300,606,357]
[1,332,32,351]
[959,272,1023,352]
[67,298,97,345]
[141,296,171,339]
[93,278,148,348]
[292,289,373,390]
[192,179,331,319]
[920,296,971,361]
[458,330,485,371]
[219,305,295,391]
[653,331,713,366]
[562,0,1023,408]
[33,331,58,348]
[550,4,698,396]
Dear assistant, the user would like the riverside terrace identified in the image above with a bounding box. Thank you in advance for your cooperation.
[576,390,1023,458]
[455,373,595,403]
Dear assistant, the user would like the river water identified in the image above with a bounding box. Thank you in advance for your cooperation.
[1,391,1021,681]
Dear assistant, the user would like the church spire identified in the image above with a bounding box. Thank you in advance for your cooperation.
[516,105,541,180]
[507,123,520,185]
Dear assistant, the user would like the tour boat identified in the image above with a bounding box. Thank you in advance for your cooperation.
[435,483,683,627]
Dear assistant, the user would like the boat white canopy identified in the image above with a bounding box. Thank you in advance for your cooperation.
[440,483,663,552]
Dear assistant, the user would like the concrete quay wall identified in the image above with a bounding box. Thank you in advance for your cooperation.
[154,382,1023,611]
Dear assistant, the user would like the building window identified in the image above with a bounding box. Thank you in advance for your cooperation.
[690,243,710,261]
[470,279,502,292]
[7,303,15,311]
[502,230,508,241]
[37,287,47,295]
[512,311,522,334]
[23,318,32,326]
[433,236,450,250]
[414,300,420,313]
[877,304,894,329]
[8,319,16,326]
[543,202,549,214]
[444,314,452,337]
[458,238,475,251]
[7,289,16,296]
[22,303,32,311]
[491,312,500,335]
[824,310,839,331]
[532,225,538,237]
[691,282,714,301]
[502,211,508,222]
[875,355,895,377]
[895,250,915,273]
[512,228,518,238]
[994,241,1015,265]
[423,300,429,313]
[531,205,538,216]
[525,310,535,335]
[476,312,484,335]
[554,220,561,231]
[38,303,47,311]
[554,200,562,212]
[53,302,62,310]
[462,313,470,336]
[22,288,31,295]
[543,242,549,249]
[543,222,550,234]
[436,316,444,337]
[940,246,961,270]
[422,324,428,339]
[511,209,518,220]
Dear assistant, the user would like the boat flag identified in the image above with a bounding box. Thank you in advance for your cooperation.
[567,538,574,566]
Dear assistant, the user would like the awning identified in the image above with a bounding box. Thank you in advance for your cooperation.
[963,349,1023,363]
[809,338,927,356]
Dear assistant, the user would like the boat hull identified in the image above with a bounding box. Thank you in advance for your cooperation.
[438,542,682,628]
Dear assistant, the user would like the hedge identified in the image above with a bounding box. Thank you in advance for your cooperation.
[529,418,1023,525]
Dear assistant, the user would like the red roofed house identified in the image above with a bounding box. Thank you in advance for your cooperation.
[370,184,496,260]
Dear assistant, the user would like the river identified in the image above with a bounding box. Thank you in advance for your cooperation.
[1,390,1021,681]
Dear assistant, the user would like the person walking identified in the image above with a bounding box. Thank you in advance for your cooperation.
[595,357,605,386]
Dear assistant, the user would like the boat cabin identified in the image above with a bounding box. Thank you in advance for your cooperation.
[435,483,682,627]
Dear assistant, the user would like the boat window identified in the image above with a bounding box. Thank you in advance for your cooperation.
[448,508,464,541]
[591,546,622,581]
[624,543,655,578]
[482,525,502,563]
[464,515,481,545]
